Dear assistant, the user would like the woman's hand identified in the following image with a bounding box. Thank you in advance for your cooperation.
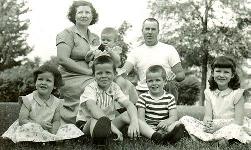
[86,68,93,76]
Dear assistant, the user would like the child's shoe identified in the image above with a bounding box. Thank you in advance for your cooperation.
[92,117,111,148]
[151,132,164,145]
[163,123,186,144]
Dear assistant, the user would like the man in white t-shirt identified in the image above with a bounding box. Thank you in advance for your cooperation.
[122,18,185,98]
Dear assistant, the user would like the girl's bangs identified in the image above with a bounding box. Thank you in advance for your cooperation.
[212,58,235,69]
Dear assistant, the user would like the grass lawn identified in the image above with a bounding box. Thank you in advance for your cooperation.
[1,135,251,150]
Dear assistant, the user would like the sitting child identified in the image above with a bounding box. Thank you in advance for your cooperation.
[180,56,251,145]
[136,65,186,144]
[76,55,168,148]
[1,64,84,143]
[86,27,138,106]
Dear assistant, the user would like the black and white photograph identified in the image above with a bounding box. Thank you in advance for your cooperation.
[0,0,251,149]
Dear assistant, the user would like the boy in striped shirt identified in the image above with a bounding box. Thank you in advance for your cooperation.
[136,65,186,144]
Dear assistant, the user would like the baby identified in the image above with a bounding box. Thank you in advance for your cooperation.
[85,27,123,68]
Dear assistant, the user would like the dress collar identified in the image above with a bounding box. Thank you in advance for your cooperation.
[213,88,233,97]
[71,25,99,46]
[33,91,54,107]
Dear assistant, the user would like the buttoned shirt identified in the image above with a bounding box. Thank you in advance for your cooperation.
[76,81,127,121]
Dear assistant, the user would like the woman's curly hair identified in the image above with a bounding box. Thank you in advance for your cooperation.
[67,0,98,25]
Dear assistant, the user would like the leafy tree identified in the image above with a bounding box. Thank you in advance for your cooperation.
[0,0,32,71]
[148,0,251,105]
[117,21,132,67]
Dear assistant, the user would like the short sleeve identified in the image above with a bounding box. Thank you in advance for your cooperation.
[204,89,212,106]
[136,95,146,109]
[55,97,64,109]
[233,89,245,104]
[56,29,74,48]
[167,95,176,110]
[168,45,181,67]
[126,49,137,66]
[53,98,63,114]
[79,84,97,106]
[18,96,31,111]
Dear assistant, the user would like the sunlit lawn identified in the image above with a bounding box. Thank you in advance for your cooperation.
[1,135,251,150]
[1,103,251,150]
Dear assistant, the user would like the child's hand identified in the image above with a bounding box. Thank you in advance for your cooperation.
[93,49,102,56]
[157,120,169,130]
[128,122,140,139]
[113,130,123,142]
[39,121,52,130]
[111,123,123,141]
[204,121,220,133]
[203,120,212,132]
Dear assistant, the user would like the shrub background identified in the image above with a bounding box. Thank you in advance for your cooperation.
[0,58,201,105]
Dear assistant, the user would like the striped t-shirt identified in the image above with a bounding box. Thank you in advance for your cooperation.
[136,92,176,127]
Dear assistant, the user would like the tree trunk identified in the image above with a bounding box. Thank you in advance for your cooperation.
[199,49,208,105]
[199,0,210,105]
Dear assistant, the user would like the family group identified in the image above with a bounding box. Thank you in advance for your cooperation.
[2,0,251,148]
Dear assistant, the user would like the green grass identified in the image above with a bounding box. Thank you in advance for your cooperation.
[1,135,251,150]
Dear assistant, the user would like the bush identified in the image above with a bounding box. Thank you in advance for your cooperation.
[0,57,62,102]
[0,62,38,102]
[177,76,201,105]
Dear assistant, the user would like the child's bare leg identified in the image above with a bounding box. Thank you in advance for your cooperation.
[81,119,91,135]
[89,118,98,137]
[128,81,138,104]
[112,111,159,139]
[115,76,138,104]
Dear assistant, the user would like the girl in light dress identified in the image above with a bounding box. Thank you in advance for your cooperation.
[1,64,84,143]
[180,56,251,145]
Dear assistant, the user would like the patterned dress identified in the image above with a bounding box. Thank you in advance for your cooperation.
[1,91,84,143]
[179,88,251,143]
